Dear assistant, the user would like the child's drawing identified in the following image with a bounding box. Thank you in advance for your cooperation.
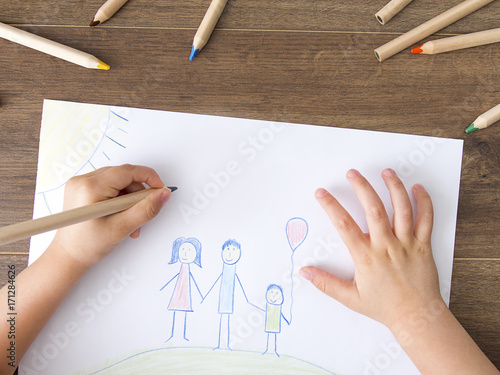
[160,237,203,342]
[262,284,290,356]
[203,239,251,350]
[286,218,308,322]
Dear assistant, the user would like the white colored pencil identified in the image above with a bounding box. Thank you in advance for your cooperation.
[90,0,129,26]
[0,22,110,70]
[412,27,500,54]
[374,0,495,62]
[375,0,415,25]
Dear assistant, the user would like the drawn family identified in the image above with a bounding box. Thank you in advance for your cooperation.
[159,237,290,356]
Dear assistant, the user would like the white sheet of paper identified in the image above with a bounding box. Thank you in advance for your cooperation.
[21,100,463,375]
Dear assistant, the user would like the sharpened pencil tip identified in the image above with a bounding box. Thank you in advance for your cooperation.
[90,20,100,27]
[411,45,423,54]
[189,46,199,61]
[465,123,478,133]
[97,60,110,70]
[167,186,178,192]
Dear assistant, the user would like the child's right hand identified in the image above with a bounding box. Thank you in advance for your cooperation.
[52,164,171,271]
[299,168,445,331]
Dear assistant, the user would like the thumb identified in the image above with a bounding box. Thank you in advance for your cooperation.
[299,266,358,310]
[111,188,171,237]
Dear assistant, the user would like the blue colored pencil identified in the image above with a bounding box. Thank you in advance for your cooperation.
[189,0,229,60]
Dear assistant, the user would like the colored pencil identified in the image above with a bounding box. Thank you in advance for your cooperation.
[189,0,229,61]
[465,104,500,133]
[411,28,500,54]
[0,187,177,246]
[374,0,495,62]
[375,0,414,25]
[0,22,110,70]
[90,0,129,26]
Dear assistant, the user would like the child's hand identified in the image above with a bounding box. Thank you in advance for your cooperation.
[51,164,171,270]
[300,168,444,331]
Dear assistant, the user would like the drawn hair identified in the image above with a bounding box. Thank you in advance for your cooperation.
[267,284,283,295]
[169,237,202,267]
[222,238,241,250]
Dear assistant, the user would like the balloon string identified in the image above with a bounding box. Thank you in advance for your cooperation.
[290,252,294,324]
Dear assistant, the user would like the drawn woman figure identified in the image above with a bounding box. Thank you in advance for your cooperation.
[262,284,290,356]
[160,237,203,342]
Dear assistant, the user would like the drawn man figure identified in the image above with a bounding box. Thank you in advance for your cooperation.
[262,284,290,356]
[203,239,250,349]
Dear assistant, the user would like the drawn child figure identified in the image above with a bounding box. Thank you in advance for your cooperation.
[203,239,251,350]
[160,237,203,342]
[262,284,290,356]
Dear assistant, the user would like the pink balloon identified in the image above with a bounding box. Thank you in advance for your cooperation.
[286,217,308,251]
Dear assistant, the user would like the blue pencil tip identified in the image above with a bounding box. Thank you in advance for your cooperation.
[189,46,199,61]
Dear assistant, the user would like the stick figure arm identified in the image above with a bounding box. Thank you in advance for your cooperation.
[160,273,179,291]
[190,272,204,300]
[202,273,222,302]
[281,312,291,326]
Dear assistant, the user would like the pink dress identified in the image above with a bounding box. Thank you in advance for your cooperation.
[168,264,192,311]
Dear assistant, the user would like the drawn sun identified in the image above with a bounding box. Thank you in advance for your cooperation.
[35,100,131,216]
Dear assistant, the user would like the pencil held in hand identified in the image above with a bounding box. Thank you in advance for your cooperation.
[465,104,500,133]
[412,28,500,55]
[90,0,129,26]
[0,22,110,70]
[0,187,177,246]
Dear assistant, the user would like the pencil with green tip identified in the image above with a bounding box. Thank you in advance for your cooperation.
[0,21,110,70]
[465,103,500,133]
[189,0,229,61]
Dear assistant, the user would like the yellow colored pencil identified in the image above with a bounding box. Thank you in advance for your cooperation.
[412,28,500,54]
[0,22,110,70]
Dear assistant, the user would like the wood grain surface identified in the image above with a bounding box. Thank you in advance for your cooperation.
[0,0,499,370]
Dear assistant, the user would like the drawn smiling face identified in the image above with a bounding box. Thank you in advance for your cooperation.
[179,242,197,264]
[222,244,241,265]
[266,286,284,305]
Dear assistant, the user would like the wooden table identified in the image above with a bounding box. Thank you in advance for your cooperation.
[1,0,499,371]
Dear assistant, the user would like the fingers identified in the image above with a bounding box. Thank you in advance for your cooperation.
[97,164,165,198]
[315,187,369,258]
[346,169,394,245]
[412,184,434,243]
[109,187,171,237]
[299,266,359,311]
[381,168,414,242]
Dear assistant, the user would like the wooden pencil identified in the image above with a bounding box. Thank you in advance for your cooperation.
[375,0,414,25]
[90,0,129,26]
[189,0,229,60]
[412,28,500,54]
[374,0,495,62]
[0,187,176,246]
[0,22,110,70]
[465,104,500,133]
